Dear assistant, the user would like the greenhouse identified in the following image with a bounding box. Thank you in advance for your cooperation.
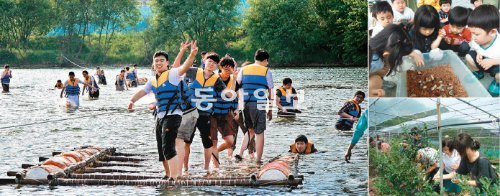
[368,98,499,195]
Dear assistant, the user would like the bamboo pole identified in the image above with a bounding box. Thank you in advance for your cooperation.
[102,156,146,162]
[91,161,146,167]
[112,152,145,157]
[50,178,303,187]
[437,98,443,194]
[66,174,284,181]
[81,168,154,174]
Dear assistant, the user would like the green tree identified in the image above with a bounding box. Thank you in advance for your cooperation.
[0,0,56,56]
[150,0,240,57]
[242,0,327,64]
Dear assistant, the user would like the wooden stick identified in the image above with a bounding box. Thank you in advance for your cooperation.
[7,171,18,176]
[102,156,146,162]
[21,164,35,169]
[52,151,62,156]
[112,152,145,157]
[92,161,146,167]
[80,168,156,174]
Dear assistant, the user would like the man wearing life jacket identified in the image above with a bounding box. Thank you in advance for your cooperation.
[59,71,95,108]
[82,70,99,99]
[1,64,12,93]
[115,70,128,91]
[183,52,234,171]
[289,135,318,154]
[235,49,274,164]
[276,77,301,115]
[335,91,365,131]
[211,55,240,165]
[96,67,107,85]
[132,64,139,85]
[127,41,198,180]
[125,66,137,87]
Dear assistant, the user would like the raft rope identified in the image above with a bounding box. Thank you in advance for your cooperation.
[61,55,89,70]
[0,106,148,130]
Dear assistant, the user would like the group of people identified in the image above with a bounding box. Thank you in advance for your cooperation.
[125,41,323,180]
[369,0,500,97]
[396,128,498,194]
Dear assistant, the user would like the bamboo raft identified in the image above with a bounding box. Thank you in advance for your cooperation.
[6,146,303,188]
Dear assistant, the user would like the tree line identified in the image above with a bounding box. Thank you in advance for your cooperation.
[0,0,367,67]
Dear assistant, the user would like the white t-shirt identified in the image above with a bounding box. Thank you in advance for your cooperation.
[393,7,414,24]
[470,33,500,59]
[142,68,184,117]
[371,23,384,38]
[442,149,461,173]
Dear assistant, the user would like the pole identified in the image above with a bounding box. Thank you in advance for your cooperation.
[437,98,443,194]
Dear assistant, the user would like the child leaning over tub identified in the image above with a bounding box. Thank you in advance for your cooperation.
[410,5,442,54]
[434,6,472,57]
[465,5,500,97]
[369,24,416,97]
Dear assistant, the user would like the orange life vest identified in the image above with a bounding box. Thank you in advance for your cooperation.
[290,142,315,154]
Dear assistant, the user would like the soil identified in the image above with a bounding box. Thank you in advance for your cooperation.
[407,65,467,97]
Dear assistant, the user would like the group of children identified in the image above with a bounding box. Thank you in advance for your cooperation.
[369,0,500,97]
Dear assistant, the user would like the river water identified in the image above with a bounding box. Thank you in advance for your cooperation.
[0,67,368,195]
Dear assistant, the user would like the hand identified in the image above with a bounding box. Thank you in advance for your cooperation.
[433,174,440,181]
[60,95,63,98]
[233,110,240,121]
[478,58,498,70]
[344,149,352,163]
[476,53,483,64]
[233,68,239,77]
[282,108,287,113]
[439,28,446,38]
[180,41,189,51]
[190,40,198,54]
[444,37,452,44]
[413,53,425,66]
[128,101,135,112]
[147,103,156,110]
[451,164,459,170]
[267,110,272,120]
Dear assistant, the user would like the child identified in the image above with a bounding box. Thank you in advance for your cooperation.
[125,66,137,87]
[439,0,452,26]
[418,0,441,11]
[392,0,415,24]
[371,1,394,37]
[369,24,415,97]
[335,91,364,131]
[82,70,100,99]
[289,135,317,154]
[54,80,64,89]
[434,6,472,57]
[410,5,441,53]
[59,71,95,108]
[96,67,107,85]
[465,5,500,96]
[276,78,300,114]
[471,0,483,9]
[115,70,128,91]
[1,64,12,93]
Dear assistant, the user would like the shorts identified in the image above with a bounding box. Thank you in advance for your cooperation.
[1,83,9,92]
[210,113,235,141]
[177,108,199,141]
[243,102,267,134]
[66,95,80,107]
[335,122,352,131]
[186,114,213,149]
[155,115,182,161]
[89,90,99,98]
[469,50,500,76]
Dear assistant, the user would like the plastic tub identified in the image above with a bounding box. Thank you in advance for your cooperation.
[395,50,491,97]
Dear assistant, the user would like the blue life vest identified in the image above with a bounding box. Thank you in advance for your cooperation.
[277,86,294,108]
[65,79,80,96]
[213,74,237,115]
[337,100,361,127]
[241,64,269,102]
[126,71,136,80]
[1,72,10,84]
[187,68,218,114]
[151,70,186,113]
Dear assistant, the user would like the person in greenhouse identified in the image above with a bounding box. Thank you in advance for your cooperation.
[434,133,498,192]
[432,138,462,194]
[402,127,427,150]
[416,147,440,183]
